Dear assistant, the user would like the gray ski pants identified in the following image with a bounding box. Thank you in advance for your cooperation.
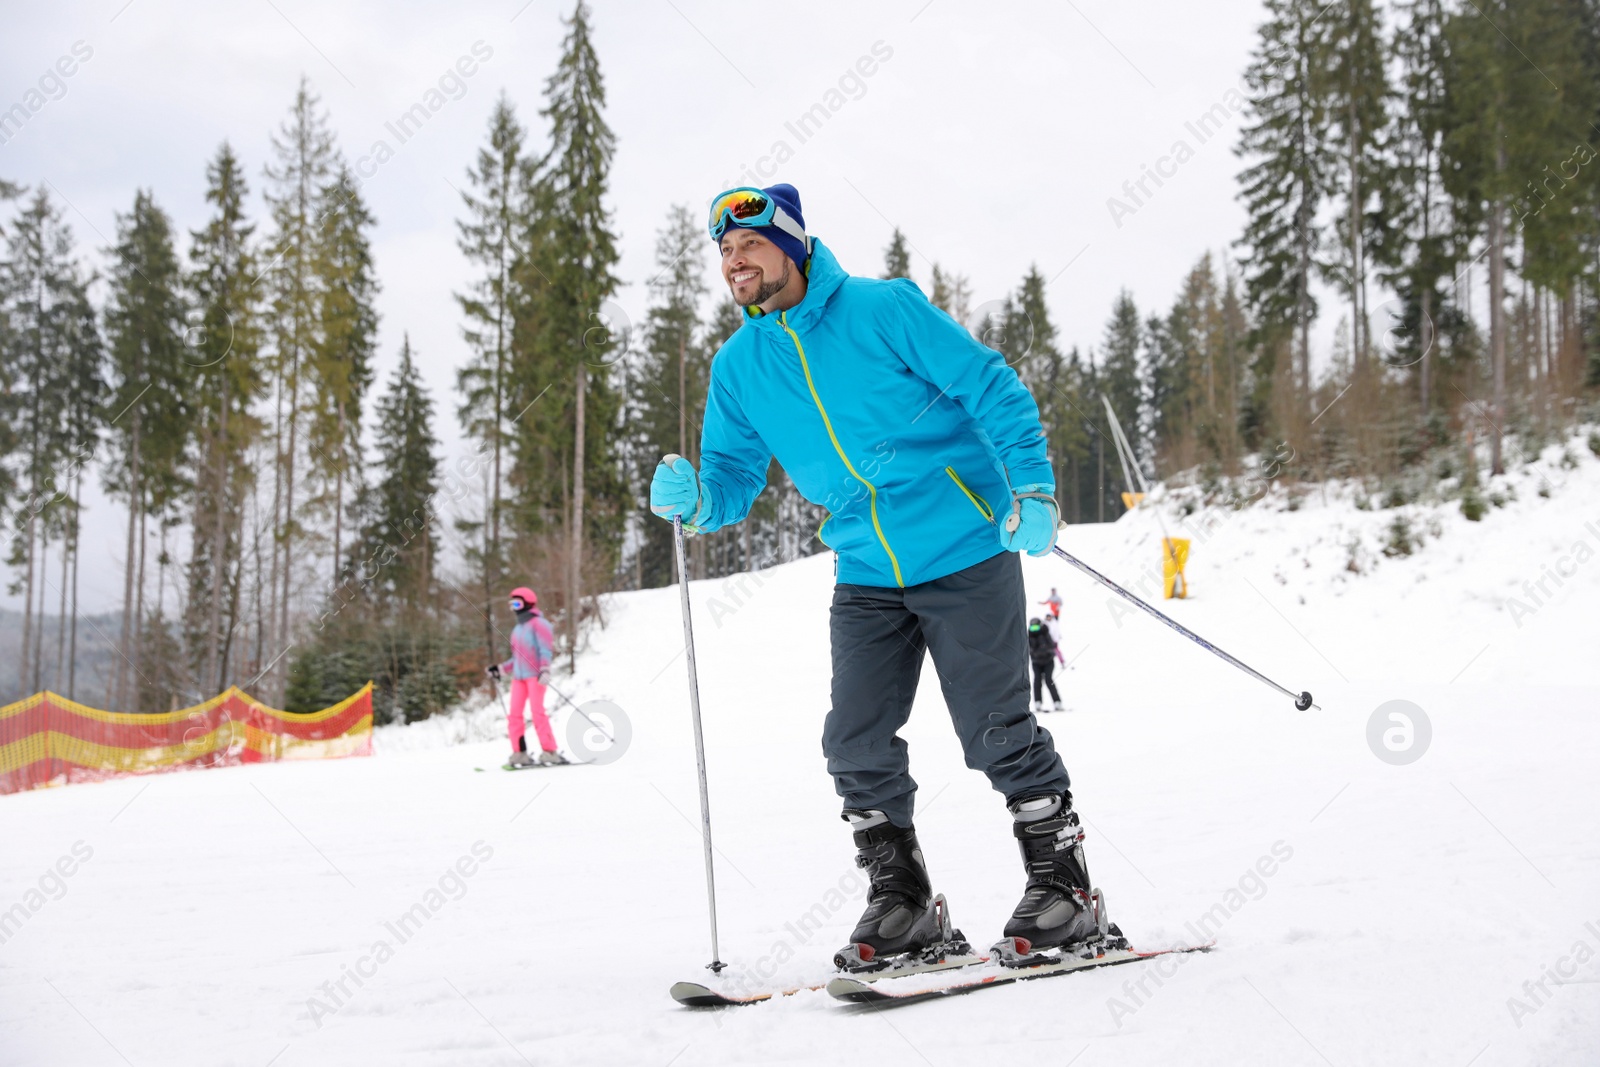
[823,549,1072,828]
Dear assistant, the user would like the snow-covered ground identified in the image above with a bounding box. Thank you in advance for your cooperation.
[4,434,1599,1066]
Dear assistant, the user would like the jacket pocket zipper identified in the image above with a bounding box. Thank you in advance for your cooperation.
[945,466,995,522]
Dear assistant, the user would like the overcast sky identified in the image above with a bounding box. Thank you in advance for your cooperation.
[2,0,1325,613]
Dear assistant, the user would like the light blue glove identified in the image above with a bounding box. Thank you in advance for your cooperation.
[650,453,706,527]
[999,484,1059,558]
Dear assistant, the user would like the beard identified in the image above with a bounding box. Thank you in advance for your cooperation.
[744,260,792,305]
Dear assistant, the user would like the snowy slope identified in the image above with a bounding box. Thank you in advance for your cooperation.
[3,434,1598,1066]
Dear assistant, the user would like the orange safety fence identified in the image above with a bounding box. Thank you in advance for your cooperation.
[0,684,373,796]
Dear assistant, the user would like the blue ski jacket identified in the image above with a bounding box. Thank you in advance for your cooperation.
[694,238,1054,588]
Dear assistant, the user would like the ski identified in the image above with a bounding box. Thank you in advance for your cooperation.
[667,895,1211,1008]
[673,892,986,1007]
[473,757,578,772]
[826,936,1213,1005]
[670,950,988,1008]
[669,979,827,1007]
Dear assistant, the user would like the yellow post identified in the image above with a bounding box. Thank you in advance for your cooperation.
[1162,538,1190,599]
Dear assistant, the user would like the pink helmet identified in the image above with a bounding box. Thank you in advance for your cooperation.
[509,586,537,608]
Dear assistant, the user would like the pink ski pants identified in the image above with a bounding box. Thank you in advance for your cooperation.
[507,678,557,753]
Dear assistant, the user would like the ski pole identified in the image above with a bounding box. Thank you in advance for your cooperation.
[1048,544,1317,710]
[674,516,726,973]
[542,678,615,743]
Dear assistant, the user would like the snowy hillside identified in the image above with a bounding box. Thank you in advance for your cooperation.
[3,433,1598,1066]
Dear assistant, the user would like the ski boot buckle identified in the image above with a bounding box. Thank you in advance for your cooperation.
[915,894,973,962]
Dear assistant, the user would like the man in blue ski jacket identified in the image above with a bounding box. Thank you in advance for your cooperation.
[650,184,1102,966]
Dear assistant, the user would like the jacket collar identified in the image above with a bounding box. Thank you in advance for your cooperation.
[741,238,848,334]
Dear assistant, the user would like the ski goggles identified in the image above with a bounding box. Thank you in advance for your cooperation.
[707,187,807,245]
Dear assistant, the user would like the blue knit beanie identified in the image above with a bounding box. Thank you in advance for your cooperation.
[716,183,809,271]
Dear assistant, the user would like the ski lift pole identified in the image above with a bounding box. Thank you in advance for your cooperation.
[1102,395,1184,595]
[1049,543,1316,711]
[674,516,726,973]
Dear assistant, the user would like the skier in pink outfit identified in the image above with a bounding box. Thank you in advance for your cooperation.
[486,587,564,767]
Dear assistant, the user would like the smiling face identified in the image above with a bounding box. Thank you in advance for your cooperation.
[718,227,802,310]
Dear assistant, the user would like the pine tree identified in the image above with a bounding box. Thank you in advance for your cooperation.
[364,336,441,607]
[520,1,624,662]
[1,190,99,693]
[1099,290,1146,486]
[928,264,953,312]
[1058,347,1098,523]
[882,228,911,280]
[1217,264,1252,460]
[456,93,532,656]
[1010,266,1079,508]
[1150,253,1244,468]
[1033,340,1094,524]
[949,272,974,327]
[104,190,190,710]
[1,190,61,694]
[927,264,973,325]
[262,78,337,701]
[1503,1,1597,406]
[631,204,706,587]
[1078,353,1111,521]
[975,295,1026,367]
[1374,0,1457,414]
[1440,0,1591,472]
[1575,0,1600,393]
[1148,269,1201,467]
[309,162,379,589]
[0,177,23,523]
[1323,0,1391,375]
[1011,266,1056,383]
[185,142,265,693]
[55,277,102,699]
[1441,5,1510,473]
[1235,0,1338,403]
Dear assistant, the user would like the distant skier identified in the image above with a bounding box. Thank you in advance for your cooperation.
[651,183,1103,968]
[1039,587,1062,618]
[1027,617,1063,713]
[1041,610,1063,654]
[486,587,563,767]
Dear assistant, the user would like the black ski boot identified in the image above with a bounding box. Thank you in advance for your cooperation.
[998,794,1107,959]
[833,809,948,972]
